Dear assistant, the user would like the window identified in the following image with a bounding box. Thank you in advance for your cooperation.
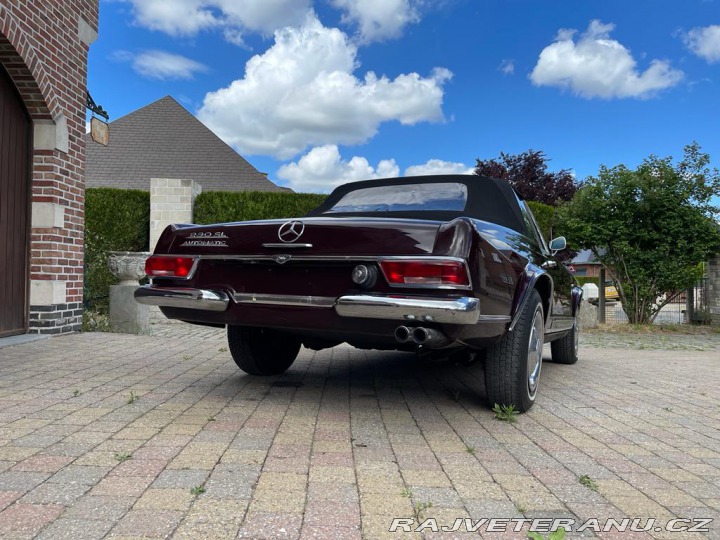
[519,201,550,254]
[324,183,468,213]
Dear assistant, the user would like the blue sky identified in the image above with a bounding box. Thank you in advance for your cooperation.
[88,0,720,193]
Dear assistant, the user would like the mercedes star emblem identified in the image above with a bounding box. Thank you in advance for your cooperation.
[278,220,305,243]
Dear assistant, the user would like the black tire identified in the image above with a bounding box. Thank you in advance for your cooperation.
[227,326,301,376]
[484,290,544,412]
[551,317,579,364]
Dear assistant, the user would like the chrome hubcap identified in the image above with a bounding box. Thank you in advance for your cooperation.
[526,308,544,400]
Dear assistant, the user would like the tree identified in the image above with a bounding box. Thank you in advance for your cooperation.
[556,143,720,324]
[475,150,579,206]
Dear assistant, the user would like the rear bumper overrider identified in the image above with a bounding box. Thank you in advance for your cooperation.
[134,285,490,325]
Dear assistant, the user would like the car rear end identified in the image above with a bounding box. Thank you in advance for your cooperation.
[136,215,515,350]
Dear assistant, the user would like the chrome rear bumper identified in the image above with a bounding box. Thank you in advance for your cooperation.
[134,286,230,312]
[135,286,485,325]
[335,295,480,324]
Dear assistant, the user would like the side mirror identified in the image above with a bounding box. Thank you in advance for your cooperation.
[549,236,566,252]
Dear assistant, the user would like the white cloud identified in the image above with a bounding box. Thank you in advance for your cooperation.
[331,0,420,42]
[684,25,720,63]
[121,0,312,42]
[276,145,399,192]
[405,159,474,176]
[123,0,219,36]
[530,20,683,99]
[498,59,515,75]
[115,50,208,80]
[197,15,452,159]
[277,147,475,192]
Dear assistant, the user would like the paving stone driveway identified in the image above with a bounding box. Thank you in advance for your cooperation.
[0,328,718,540]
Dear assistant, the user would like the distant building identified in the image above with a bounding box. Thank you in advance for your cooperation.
[85,96,283,192]
[571,249,602,278]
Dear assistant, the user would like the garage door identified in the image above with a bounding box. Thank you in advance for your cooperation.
[0,65,31,338]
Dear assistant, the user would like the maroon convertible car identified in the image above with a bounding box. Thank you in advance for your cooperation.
[136,175,582,412]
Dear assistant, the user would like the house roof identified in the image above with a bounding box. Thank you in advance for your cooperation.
[572,249,601,265]
[85,96,282,192]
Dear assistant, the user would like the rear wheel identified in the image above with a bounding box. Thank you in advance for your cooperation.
[551,317,579,364]
[227,326,301,375]
[484,290,544,412]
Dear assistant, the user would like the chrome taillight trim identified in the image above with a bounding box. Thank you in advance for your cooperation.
[145,255,200,281]
[148,254,472,289]
[377,257,473,291]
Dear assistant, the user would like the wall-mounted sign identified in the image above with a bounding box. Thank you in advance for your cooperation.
[90,116,109,146]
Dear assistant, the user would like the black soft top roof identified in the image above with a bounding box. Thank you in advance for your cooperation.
[306,175,527,233]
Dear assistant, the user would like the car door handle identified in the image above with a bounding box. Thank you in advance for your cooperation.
[541,261,557,269]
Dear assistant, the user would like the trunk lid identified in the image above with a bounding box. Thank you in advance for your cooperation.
[166,217,443,257]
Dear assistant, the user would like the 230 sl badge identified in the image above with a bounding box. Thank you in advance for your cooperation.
[180,231,228,247]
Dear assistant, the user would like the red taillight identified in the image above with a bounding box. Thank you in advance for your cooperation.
[379,260,470,287]
[145,256,196,278]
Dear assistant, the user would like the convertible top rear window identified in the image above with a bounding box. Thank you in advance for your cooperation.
[307,175,528,234]
[325,183,467,213]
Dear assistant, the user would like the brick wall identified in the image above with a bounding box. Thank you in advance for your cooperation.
[1,0,99,333]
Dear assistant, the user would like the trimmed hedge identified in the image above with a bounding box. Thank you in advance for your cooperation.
[81,188,565,313]
[575,276,601,287]
[194,191,327,224]
[85,188,150,312]
[195,192,561,243]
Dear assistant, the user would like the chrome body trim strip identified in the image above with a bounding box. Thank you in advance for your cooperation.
[261,243,314,249]
[477,315,511,323]
[335,295,480,325]
[233,293,335,307]
[134,286,229,312]
[159,254,466,263]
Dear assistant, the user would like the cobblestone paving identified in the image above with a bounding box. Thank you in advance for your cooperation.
[580,328,720,352]
[0,326,718,539]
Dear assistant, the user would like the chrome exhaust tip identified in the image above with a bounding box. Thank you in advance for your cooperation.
[412,327,430,344]
[412,327,451,347]
[394,326,411,343]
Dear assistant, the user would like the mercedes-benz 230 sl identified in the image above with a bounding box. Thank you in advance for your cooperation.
[136,175,582,411]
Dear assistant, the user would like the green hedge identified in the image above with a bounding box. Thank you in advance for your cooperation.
[85,188,150,312]
[575,276,600,287]
[81,188,565,313]
[194,191,327,224]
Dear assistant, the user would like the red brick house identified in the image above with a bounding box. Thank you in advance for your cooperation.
[0,1,98,337]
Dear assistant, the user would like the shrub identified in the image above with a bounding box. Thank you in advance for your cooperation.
[84,188,150,313]
[527,200,555,242]
[575,276,600,287]
[194,191,327,224]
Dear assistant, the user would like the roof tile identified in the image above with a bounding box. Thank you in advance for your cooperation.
[85,96,282,193]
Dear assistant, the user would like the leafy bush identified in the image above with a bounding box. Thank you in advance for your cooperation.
[527,200,555,242]
[194,191,327,224]
[575,276,600,287]
[557,143,720,324]
[84,188,150,313]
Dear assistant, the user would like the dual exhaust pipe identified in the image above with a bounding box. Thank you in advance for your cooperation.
[394,326,451,348]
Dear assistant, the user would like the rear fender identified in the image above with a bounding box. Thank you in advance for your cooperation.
[508,265,552,332]
[432,217,474,258]
[154,223,195,254]
[571,285,584,317]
